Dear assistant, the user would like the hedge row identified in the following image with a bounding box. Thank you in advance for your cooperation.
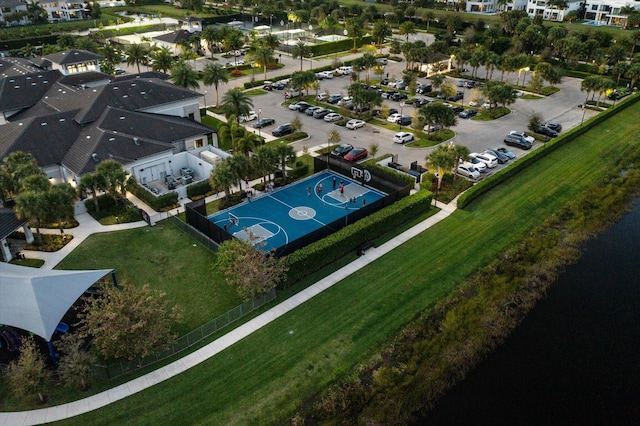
[283,189,433,284]
[186,180,212,199]
[457,92,640,209]
[130,183,179,211]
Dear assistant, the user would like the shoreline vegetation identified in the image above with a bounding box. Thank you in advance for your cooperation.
[295,142,640,423]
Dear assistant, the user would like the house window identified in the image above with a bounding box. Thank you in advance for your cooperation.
[195,138,205,148]
[592,5,598,10]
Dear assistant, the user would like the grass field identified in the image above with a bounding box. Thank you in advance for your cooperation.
[55,101,640,424]
[55,224,241,336]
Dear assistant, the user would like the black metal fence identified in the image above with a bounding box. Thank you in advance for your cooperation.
[96,288,277,380]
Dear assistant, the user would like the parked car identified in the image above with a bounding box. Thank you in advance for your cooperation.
[335,66,353,75]
[263,81,273,90]
[288,101,308,111]
[457,163,481,180]
[459,109,477,119]
[465,156,487,173]
[380,77,389,85]
[468,100,480,107]
[504,133,533,150]
[337,96,352,106]
[416,83,432,94]
[318,70,334,79]
[296,102,312,113]
[272,81,286,90]
[327,94,342,104]
[305,106,320,116]
[253,117,275,128]
[536,125,559,138]
[240,111,258,122]
[470,152,498,168]
[391,92,408,101]
[423,123,443,133]
[393,132,415,144]
[447,91,464,102]
[397,116,412,126]
[414,98,430,107]
[509,131,535,144]
[484,148,509,164]
[332,143,354,156]
[464,80,476,88]
[389,79,404,88]
[482,101,492,109]
[313,108,330,119]
[284,89,300,99]
[376,57,388,65]
[344,147,368,162]
[346,119,366,130]
[316,93,328,102]
[387,113,402,123]
[456,79,467,87]
[272,123,293,137]
[495,147,517,160]
[544,122,562,132]
[449,106,464,114]
[324,112,342,122]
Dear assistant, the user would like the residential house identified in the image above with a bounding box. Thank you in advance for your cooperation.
[0,0,28,26]
[526,0,583,21]
[40,0,86,22]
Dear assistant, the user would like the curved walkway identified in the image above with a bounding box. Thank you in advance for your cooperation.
[0,196,457,425]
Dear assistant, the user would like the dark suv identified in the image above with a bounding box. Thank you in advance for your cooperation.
[272,123,293,137]
[504,133,533,150]
[447,91,464,102]
[331,143,355,157]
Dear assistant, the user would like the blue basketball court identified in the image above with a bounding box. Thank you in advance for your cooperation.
[208,171,386,252]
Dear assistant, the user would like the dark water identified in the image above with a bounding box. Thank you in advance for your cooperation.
[420,199,640,426]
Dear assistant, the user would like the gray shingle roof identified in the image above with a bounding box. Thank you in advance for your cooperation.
[153,30,196,44]
[0,70,62,112]
[59,71,111,87]
[0,208,27,240]
[43,49,103,66]
[0,57,45,78]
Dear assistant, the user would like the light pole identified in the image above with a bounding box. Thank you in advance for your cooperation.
[258,108,262,138]
[310,53,313,71]
[203,90,207,110]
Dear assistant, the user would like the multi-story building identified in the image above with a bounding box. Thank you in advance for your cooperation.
[526,0,583,21]
[0,0,27,26]
[466,0,528,13]
[582,0,640,26]
[40,1,86,22]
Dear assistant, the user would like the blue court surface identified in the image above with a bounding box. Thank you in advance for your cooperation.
[208,171,386,252]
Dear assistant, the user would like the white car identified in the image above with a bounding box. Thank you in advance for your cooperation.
[388,79,404,88]
[324,113,342,122]
[240,111,258,122]
[457,163,481,180]
[316,93,328,101]
[470,152,498,168]
[393,132,414,144]
[318,70,334,79]
[482,101,492,109]
[509,131,535,144]
[465,156,487,173]
[387,113,402,123]
[337,96,352,106]
[346,119,365,130]
[468,100,480,107]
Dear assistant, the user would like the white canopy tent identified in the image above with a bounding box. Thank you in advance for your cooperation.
[0,262,113,341]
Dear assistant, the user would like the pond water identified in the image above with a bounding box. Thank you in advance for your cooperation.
[417,198,640,425]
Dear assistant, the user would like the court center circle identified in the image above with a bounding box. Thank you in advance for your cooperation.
[289,206,316,220]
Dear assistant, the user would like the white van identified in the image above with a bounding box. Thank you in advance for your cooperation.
[336,66,353,75]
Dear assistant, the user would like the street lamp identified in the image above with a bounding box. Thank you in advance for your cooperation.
[258,108,262,138]
[310,53,313,71]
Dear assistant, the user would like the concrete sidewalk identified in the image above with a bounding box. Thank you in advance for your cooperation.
[0,196,458,426]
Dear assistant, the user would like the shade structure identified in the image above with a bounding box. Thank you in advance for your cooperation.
[0,262,113,341]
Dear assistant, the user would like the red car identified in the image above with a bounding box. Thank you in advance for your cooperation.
[344,148,368,162]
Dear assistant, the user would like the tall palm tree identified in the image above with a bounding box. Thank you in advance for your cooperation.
[223,28,244,66]
[170,62,200,90]
[150,46,174,73]
[292,40,311,71]
[581,75,601,106]
[425,145,457,205]
[95,160,128,205]
[252,145,278,184]
[248,45,275,81]
[20,174,50,194]
[625,63,640,90]
[360,53,378,84]
[261,34,281,50]
[209,160,236,202]
[372,20,392,54]
[398,21,417,43]
[275,145,296,183]
[79,172,103,212]
[202,63,229,108]
[15,191,47,245]
[228,154,251,191]
[126,43,149,74]
[45,184,75,231]
[0,151,41,200]
[236,132,262,157]
[220,88,254,123]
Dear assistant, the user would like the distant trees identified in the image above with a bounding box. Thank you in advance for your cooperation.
[78,282,182,360]
[3,336,52,403]
[170,61,200,90]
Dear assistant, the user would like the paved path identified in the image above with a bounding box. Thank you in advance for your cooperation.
[0,193,458,425]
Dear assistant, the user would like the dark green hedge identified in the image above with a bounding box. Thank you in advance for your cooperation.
[288,162,309,180]
[130,183,179,211]
[187,180,212,199]
[283,189,433,284]
[457,92,640,209]
[84,194,116,212]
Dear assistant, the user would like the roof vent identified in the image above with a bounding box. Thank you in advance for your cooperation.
[14,86,19,89]
[119,116,125,120]
[109,137,115,141]
[43,80,48,84]
[122,94,128,98]
[31,82,36,86]
[113,86,119,90]
[59,118,65,122]
[133,137,140,146]
[92,153,99,162]
[140,91,146,95]
[41,122,47,126]
[131,83,136,87]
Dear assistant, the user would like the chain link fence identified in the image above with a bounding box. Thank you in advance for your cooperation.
[96,287,277,380]
[166,214,219,252]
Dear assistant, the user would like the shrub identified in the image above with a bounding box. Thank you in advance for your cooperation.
[84,194,116,212]
[284,189,433,284]
[288,162,309,180]
[130,183,179,212]
[187,180,212,199]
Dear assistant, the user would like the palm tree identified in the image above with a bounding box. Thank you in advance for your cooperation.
[150,46,174,73]
[612,62,629,86]
[399,21,417,43]
[79,172,103,212]
[625,63,640,90]
[125,43,149,74]
[209,160,236,202]
[20,174,50,194]
[275,145,296,183]
[170,62,200,90]
[228,154,251,191]
[450,144,471,183]
[422,11,435,32]
[248,45,275,81]
[45,184,75,231]
[372,20,392,53]
[594,76,614,107]
[0,151,41,200]
[202,63,229,108]
[581,75,601,106]
[292,40,311,72]
[201,26,221,57]
[345,18,365,50]
[223,28,244,66]
[95,160,128,205]
[217,116,246,151]
[236,132,262,157]
[220,88,254,123]
[15,191,47,245]
[261,34,281,50]
[252,145,278,184]
[425,145,457,205]
[360,53,378,84]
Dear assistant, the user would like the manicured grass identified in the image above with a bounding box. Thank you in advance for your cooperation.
[245,88,268,96]
[406,129,454,147]
[55,223,242,336]
[474,106,511,121]
[521,94,544,100]
[59,100,640,425]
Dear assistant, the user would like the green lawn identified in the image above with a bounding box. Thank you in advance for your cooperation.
[57,101,640,425]
[55,224,242,336]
